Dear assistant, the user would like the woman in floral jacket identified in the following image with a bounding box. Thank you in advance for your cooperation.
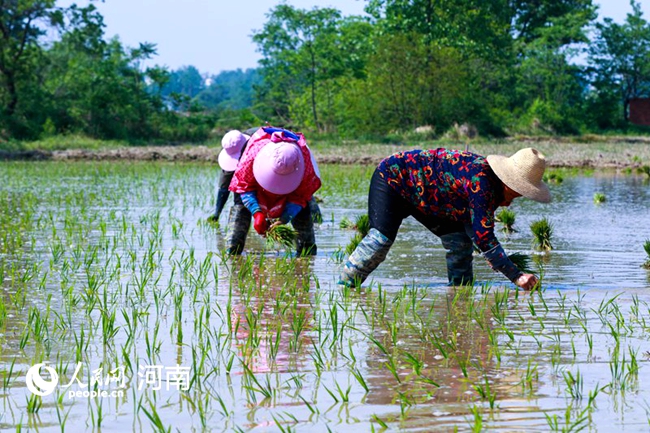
[339,148,551,289]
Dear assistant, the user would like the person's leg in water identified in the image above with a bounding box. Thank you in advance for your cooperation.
[412,212,475,285]
[438,227,474,285]
[292,204,317,256]
[338,170,409,287]
[308,197,323,224]
[226,193,251,255]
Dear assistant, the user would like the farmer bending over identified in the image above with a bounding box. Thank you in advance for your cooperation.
[209,128,322,224]
[338,148,551,290]
[227,126,322,255]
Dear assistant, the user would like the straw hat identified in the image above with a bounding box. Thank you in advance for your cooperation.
[218,130,250,171]
[253,141,305,195]
[486,148,551,203]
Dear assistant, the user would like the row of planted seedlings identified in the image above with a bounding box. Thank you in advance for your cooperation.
[2,161,650,431]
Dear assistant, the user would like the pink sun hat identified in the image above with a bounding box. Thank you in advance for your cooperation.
[253,141,305,195]
[218,130,250,171]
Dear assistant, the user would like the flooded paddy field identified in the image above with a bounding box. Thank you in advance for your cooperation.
[1,160,650,432]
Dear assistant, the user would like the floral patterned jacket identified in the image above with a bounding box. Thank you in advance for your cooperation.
[377,148,521,282]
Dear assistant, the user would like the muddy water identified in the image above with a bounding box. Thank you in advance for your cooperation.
[1,161,650,432]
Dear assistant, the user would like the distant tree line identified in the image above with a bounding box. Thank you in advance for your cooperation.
[252,0,650,137]
[1,0,649,143]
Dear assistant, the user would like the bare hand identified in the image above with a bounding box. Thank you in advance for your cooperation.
[516,273,539,290]
[268,220,283,231]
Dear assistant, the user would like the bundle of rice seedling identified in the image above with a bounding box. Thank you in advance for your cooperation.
[355,214,370,237]
[340,217,354,229]
[266,225,298,249]
[530,217,553,251]
[345,232,364,255]
[508,252,534,273]
[496,208,516,232]
[340,214,370,236]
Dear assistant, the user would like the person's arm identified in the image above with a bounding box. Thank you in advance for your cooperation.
[240,191,269,234]
[214,170,234,219]
[279,202,303,224]
[240,191,261,215]
[467,178,524,284]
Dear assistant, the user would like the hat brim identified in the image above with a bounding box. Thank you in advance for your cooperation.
[253,145,305,195]
[218,148,242,172]
[487,154,551,203]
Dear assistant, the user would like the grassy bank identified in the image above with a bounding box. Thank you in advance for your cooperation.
[2,133,650,168]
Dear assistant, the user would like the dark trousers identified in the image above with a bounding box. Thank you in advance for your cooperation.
[226,193,317,255]
[367,169,474,284]
[368,169,466,240]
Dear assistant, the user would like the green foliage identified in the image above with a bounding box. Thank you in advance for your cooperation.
[2,0,649,143]
[195,69,261,112]
[588,2,650,125]
[252,6,373,131]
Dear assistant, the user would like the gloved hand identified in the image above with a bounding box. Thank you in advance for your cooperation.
[253,212,268,235]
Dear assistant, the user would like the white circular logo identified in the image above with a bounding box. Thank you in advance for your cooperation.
[25,363,59,396]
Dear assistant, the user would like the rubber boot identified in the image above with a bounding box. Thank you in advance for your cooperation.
[439,232,474,285]
[292,206,317,256]
[226,204,251,255]
[338,228,393,288]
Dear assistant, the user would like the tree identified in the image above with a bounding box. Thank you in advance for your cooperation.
[252,5,371,131]
[0,0,62,134]
[588,1,650,123]
[43,4,164,139]
[161,66,205,101]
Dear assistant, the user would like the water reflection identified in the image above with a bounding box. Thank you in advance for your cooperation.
[227,256,315,375]
[2,162,650,431]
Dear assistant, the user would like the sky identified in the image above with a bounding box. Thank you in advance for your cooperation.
[58,0,649,76]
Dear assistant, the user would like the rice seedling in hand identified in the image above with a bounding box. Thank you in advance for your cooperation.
[593,193,606,204]
[266,225,298,249]
[642,240,650,269]
[530,217,553,251]
[508,252,534,273]
[496,208,516,232]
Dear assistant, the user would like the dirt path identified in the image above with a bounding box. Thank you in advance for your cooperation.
[3,137,650,169]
